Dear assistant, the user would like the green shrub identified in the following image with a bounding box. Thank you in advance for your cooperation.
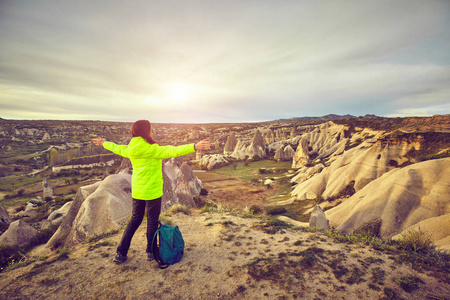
[200,201,218,213]
[396,274,424,293]
[165,204,191,216]
[398,229,434,252]
[0,244,23,272]
[265,206,287,215]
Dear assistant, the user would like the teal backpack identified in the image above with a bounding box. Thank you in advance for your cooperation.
[151,221,185,269]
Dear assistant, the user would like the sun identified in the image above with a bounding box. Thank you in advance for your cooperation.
[165,82,195,103]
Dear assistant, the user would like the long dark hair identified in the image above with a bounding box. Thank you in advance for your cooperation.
[132,120,156,144]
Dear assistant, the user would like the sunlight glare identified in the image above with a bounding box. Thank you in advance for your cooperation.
[165,82,195,103]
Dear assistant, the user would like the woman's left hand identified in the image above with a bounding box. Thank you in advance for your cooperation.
[195,140,211,151]
[92,137,105,146]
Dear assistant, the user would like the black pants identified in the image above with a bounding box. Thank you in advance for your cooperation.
[117,197,161,256]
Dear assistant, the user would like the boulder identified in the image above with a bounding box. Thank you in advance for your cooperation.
[24,196,45,213]
[326,158,450,248]
[45,180,104,249]
[69,173,132,245]
[309,205,330,230]
[47,201,73,226]
[198,154,231,171]
[0,219,38,248]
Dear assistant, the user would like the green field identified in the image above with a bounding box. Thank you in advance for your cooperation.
[211,160,293,182]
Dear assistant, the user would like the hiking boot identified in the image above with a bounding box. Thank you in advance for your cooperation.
[146,252,154,261]
[113,252,127,263]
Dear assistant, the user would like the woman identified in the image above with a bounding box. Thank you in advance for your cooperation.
[92,120,210,263]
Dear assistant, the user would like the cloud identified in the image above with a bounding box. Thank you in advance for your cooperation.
[0,0,449,122]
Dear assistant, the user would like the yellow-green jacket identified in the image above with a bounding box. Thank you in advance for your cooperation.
[103,137,195,200]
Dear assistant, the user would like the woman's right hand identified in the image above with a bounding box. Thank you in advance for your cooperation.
[92,137,105,146]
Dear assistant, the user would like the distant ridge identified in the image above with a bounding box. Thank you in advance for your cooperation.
[271,114,358,123]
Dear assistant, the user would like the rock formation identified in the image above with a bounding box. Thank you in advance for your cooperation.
[230,140,250,160]
[231,130,266,160]
[198,154,231,171]
[292,138,310,168]
[45,180,107,249]
[264,129,275,144]
[274,145,295,161]
[65,173,133,246]
[0,219,38,248]
[0,203,12,230]
[42,177,53,199]
[291,130,421,201]
[247,130,266,159]
[47,201,73,226]
[325,158,450,249]
[223,132,237,155]
[162,158,203,211]
[291,163,325,185]
[293,122,349,167]
[309,205,330,230]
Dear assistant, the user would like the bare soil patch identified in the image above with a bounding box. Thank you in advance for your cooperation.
[195,171,280,211]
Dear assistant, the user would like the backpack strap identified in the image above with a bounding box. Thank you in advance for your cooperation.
[151,221,170,269]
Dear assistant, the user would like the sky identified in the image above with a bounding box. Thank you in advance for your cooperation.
[0,0,449,123]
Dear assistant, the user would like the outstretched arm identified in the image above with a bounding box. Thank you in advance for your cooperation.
[92,137,129,158]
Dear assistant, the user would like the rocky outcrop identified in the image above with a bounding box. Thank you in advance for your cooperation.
[45,180,104,249]
[264,129,275,144]
[230,140,250,160]
[224,132,237,155]
[274,145,295,161]
[180,162,203,196]
[162,159,203,211]
[290,130,422,201]
[291,163,325,185]
[292,122,349,168]
[247,130,266,160]
[309,205,330,230]
[231,130,266,160]
[198,154,231,171]
[0,219,38,248]
[325,158,450,249]
[47,201,73,226]
[292,138,310,168]
[0,203,12,229]
[64,173,132,246]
